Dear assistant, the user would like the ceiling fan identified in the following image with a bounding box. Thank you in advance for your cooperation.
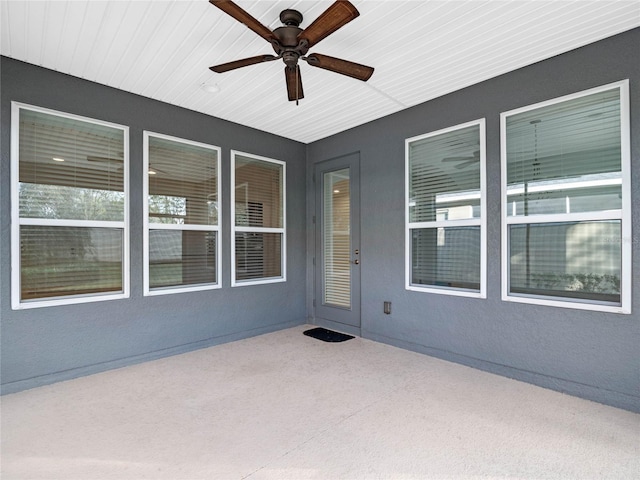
[208,0,374,102]
[442,150,480,169]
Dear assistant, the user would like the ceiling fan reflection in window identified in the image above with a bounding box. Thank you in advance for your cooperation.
[441,150,480,169]
[87,155,171,176]
[208,0,374,102]
[86,155,124,171]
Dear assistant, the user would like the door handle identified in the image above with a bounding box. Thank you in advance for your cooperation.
[352,259,360,265]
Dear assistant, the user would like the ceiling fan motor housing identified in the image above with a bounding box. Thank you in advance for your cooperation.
[280,9,303,26]
[272,9,309,66]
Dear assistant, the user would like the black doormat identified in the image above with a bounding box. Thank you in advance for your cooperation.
[303,327,355,343]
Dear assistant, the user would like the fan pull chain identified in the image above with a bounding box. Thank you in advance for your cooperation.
[296,64,300,106]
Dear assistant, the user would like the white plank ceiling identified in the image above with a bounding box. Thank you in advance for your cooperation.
[2,1,638,144]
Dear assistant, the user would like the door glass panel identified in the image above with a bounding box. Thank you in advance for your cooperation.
[323,168,351,308]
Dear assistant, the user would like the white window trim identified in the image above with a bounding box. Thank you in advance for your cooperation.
[405,119,487,299]
[11,102,130,310]
[231,150,286,287]
[143,131,222,296]
[500,80,631,314]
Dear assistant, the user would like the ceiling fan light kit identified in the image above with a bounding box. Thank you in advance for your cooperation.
[209,0,374,103]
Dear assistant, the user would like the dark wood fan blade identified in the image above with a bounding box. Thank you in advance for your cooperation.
[210,0,274,42]
[285,66,304,101]
[298,1,359,48]
[210,55,277,73]
[305,53,374,81]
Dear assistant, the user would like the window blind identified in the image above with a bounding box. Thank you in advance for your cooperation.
[148,136,218,225]
[235,156,283,228]
[407,122,484,294]
[509,221,621,303]
[503,82,627,310]
[411,227,480,290]
[16,106,127,303]
[506,89,621,217]
[19,109,124,221]
[323,170,351,308]
[145,133,220,292]
[148,230,217,288]
[235,233,282,280]
[20,226,123,300]
[233,154,285,284]
[409,125,481,223]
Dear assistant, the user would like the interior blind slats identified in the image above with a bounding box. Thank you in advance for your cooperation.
[233,154,284,283]
[235,156,283,229]
[149,230,217,288]
[20,226,123,300]
[19,109,125,221]
[409,125,481,223]
[506,89,621,217]
[408,123,483,292]
[146,134,219,291]
[235,232,282,280]
[504,85,624,306]
[411,227,480,290]
[148,136,218,226]
[17,106,127,302]
[509,221,621,303]
[323,169,351,308]
[19,129,123,161]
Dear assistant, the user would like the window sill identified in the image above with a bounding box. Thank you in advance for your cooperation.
[502,292,630,314]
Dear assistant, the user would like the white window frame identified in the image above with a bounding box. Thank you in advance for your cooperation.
[143,131,222,296]
[231,150,286,287]
[405,119,487,298]
[500,80,631,314]
[11,102,130,309]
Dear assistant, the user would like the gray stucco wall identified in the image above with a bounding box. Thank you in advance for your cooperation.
[306,28,639,412]
[0,57,307,393]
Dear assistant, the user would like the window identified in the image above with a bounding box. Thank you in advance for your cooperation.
[231,151,286,286]
[323,168,352,308]
[143,132,221,295]
[501,80,631,313]
[406,119,486,297]
[11,103,129,309]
